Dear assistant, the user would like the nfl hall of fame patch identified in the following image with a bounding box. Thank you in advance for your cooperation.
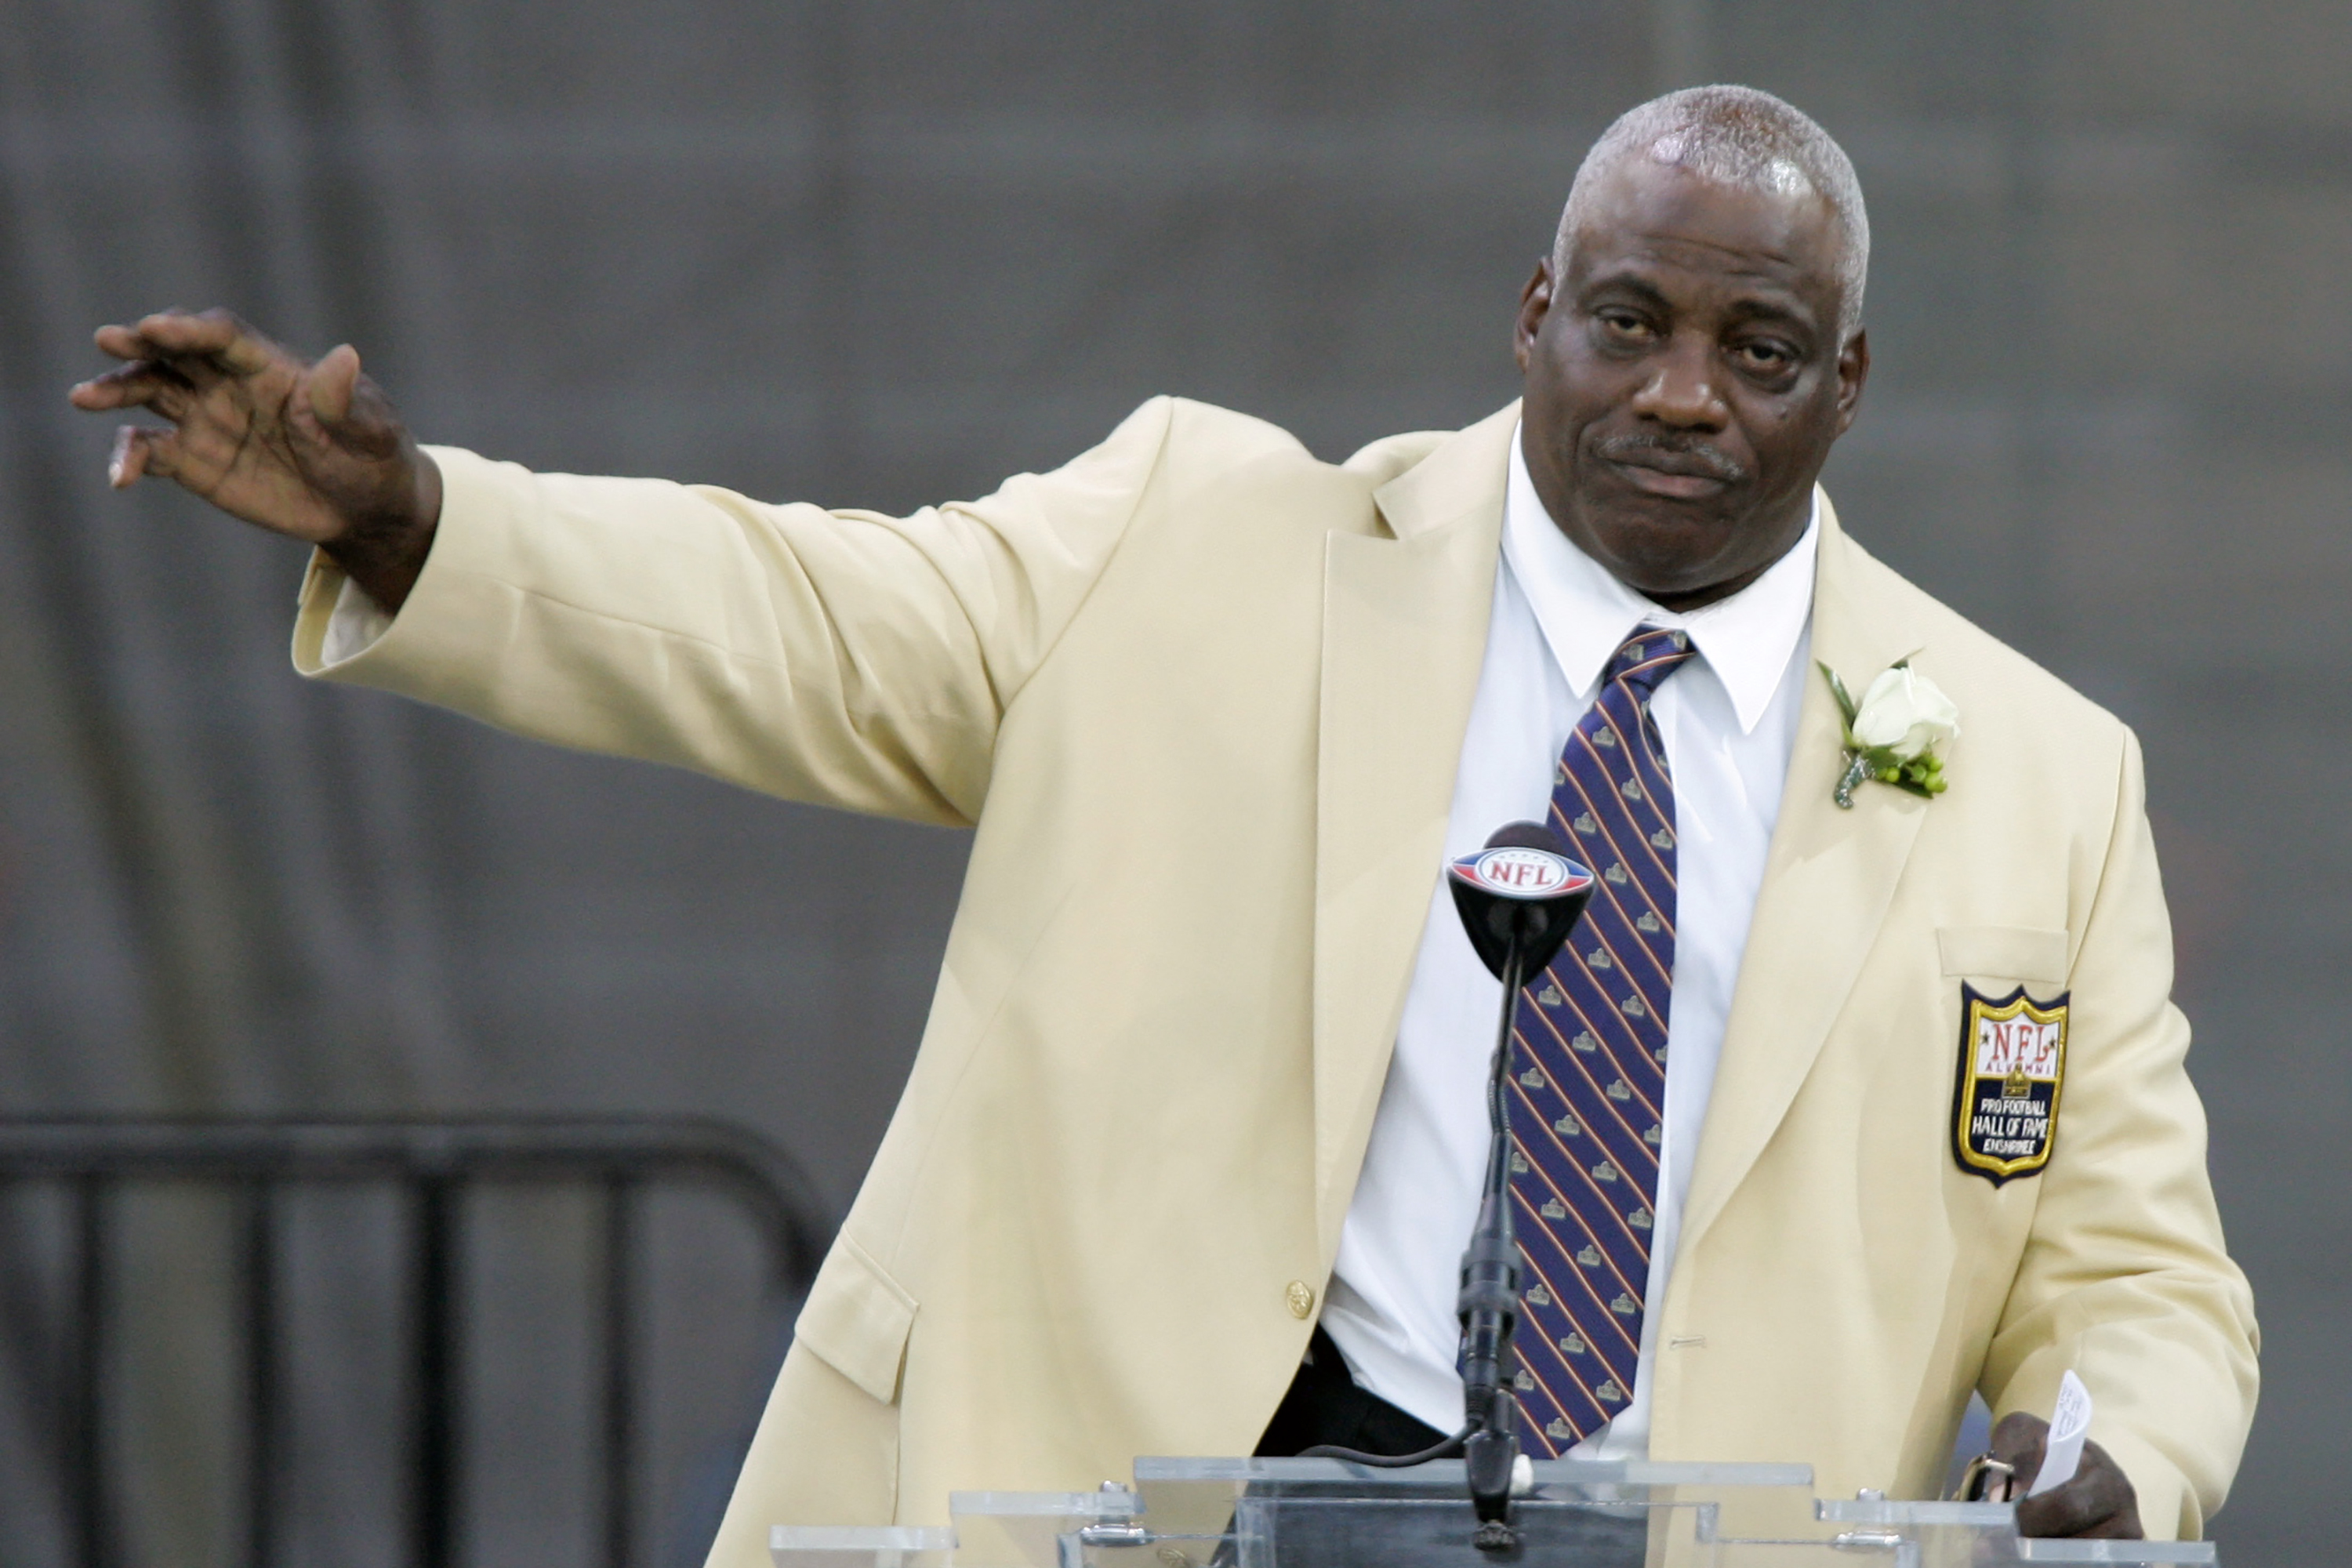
[1951,983,2070,1185]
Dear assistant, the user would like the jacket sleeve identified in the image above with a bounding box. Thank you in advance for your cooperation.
[292,397,1177,826]
[1978,729,2259,1539]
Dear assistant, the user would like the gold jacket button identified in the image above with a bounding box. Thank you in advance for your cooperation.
[1284,1280,1316,1319]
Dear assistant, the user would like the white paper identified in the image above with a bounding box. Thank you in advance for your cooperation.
[2027,1370,2092,1497]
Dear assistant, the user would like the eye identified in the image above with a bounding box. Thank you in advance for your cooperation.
[1596,308,1656,344]
[1732,339,1796,373]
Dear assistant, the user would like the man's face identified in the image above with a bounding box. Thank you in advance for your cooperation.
[1515,159,1869,610]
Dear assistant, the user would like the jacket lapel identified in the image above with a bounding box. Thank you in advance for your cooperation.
[1675,494,1932,1256]
[1311,403,1518,1252]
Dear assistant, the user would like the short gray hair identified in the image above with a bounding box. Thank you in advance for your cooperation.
[1553,85,1869,338]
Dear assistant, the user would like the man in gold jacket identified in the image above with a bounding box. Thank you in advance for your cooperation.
[73,88,2253,1555]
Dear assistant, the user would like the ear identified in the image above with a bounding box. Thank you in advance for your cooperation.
[1833,327,1871,436]
[1512,258,1555,374]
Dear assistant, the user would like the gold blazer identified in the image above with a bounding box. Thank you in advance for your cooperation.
[295,399,2256,1558]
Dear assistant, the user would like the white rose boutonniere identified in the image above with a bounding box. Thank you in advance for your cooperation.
[1819,659,1960,809]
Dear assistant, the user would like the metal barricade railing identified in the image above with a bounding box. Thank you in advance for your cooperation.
[0,1116,832,1568]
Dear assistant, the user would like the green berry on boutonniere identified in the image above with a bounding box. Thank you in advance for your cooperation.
[1820,659,1959,809]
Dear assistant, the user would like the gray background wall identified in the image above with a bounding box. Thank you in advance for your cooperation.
[0,2,2343,1563]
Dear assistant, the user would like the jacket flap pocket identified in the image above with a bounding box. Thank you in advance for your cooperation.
[1937,925,2069,985]
[795,1234,918,1404]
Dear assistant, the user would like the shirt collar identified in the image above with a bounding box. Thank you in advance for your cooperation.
[1501,422,1819,735]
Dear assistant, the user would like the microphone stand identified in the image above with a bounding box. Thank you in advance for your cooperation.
[1457,938,1526,1552]
[1301,821,1587,1553]
[1299,939,1530,1544]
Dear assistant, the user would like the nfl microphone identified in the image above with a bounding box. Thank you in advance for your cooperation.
[1443,821,1596,1549]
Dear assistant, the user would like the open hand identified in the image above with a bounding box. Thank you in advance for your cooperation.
[69,309,440,611]
[1991,1410,2144,1539]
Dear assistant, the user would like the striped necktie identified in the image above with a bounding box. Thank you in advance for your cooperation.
[1505,624,1693,1454]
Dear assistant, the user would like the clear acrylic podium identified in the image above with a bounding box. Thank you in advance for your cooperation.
[771,1457,2219,1568]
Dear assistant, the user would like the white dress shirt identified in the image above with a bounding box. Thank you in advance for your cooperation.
[321,574,394,664]
[1320,427,1818,1452]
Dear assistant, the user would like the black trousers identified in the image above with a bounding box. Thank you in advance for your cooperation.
[1254,1326,1451,1458]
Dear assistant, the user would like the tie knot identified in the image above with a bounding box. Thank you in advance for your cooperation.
[1605,626,1695,700]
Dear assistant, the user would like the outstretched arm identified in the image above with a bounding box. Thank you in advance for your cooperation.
[72,307,1178,825]
[69,308,441,611]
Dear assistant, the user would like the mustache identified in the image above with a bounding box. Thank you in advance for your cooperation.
[1591,433,1748,485]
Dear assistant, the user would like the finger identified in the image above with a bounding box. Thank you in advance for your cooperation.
[71,371,137,410]
[1982,1412,2047,1504]
[70,361,196,416]
[1987,1412,2047,1470]
[2016,1473,2121,1539]
[129,307,277,376]
[93,313,222,365]
[107,424,177,488]
[305,343,361,427]
[93,323,158,363]
[93,321,228,384]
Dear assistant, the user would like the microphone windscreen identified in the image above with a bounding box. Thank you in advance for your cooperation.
[1450,818,1595,982]
[1484,819,1567,855]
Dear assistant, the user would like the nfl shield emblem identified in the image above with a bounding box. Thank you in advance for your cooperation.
[1951,983,2069,1185]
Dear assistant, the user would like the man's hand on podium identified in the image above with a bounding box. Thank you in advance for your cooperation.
[1990,1410,2144,1539]
[69,309,441,612]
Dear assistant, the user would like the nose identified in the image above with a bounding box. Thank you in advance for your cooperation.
[1628,332,1728,430]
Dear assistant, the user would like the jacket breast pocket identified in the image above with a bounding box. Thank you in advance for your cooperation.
[794,1233,919,1404]
[1936,924,2070,986]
